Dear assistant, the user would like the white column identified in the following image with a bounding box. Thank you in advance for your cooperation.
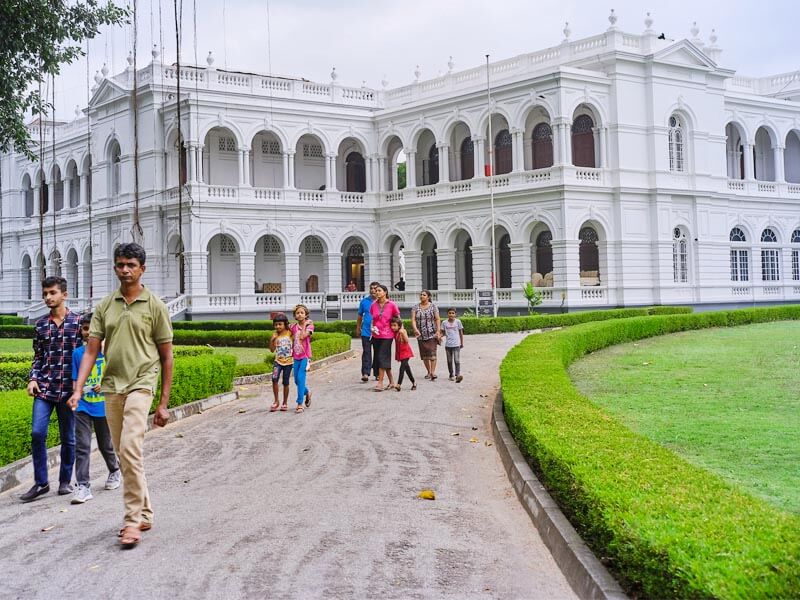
[743,143,755,180]
[284,252,301,296]
[281,152,290,188]
[435,248,456,290]
[551,239,580,300]
[63,177,72,209]
[287,150,296,188]
[239,251,257,298]
[512,129,524,172]
[237,150,246,185]
[329,154,338,191]
[402,250,423,291]
[774,146,785,183]
[473,136,485,178]
[324,251,342,292]
[565,123,573,165]
[196,145,204,183]
[600,127,609,168]
[79,173,87,206]
[47,180,54,214]
[324,153,332,191]
[509,242,532,286]
[405,150,417,188]
[592,128,601,168]
[76,261,86,299]
[377,156,387,191]
[470,245,492,288]
[365,156,374,192]
[438,144,450,182]
[33,185,41,215]
[243,150,251,186]
[185,251,209,296]
[188,145,197,183]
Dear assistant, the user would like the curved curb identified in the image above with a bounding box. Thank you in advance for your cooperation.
[491,391,628,600]
[0,389,238,496]
[232,349,356,386]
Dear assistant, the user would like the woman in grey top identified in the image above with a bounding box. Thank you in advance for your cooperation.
[411,290,442,380]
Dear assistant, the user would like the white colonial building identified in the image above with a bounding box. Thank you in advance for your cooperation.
[2,14,800,319]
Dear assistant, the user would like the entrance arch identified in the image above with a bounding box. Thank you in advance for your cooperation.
[341,237,366,291]
[420,233,438,290]
[207,234,240,293]
[255,235,284,293]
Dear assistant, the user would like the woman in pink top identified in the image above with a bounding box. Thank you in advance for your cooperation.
[369,284,400,392]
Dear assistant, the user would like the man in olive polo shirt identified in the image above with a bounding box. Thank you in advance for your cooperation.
[69,242,173,549]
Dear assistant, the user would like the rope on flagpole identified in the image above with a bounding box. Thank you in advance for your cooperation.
[486,54,497,317]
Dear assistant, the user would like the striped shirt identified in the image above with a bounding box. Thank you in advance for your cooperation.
[29,310,83,403]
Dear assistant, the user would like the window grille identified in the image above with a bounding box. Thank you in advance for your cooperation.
[347,243,364,257]
[536,231,552,247]
[303,143,323,158]
[792,230,800,243]
[303,237,323,254]
[262,237,281,254]
[533,123,552,141]
[729,227,747,242]
[579,227,598,244]
[672,227,688,283]
[218,136,236,152]
[668,115,685,172]
[792,250,799,281]
[730,249,749,281]
[761,249,780,281]
[572,114,594,134]
[261,140,281,155]
[219,235,236,254]
[761,228,778,243]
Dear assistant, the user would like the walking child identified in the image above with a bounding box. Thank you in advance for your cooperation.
[71,312,121,503]
[269,314,293,412]
[390,316,416,391]
[443,308,464,383]
[290,305,314,413]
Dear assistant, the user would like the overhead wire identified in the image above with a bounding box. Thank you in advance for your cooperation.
[85,38,94,304]
[131,0,143,242]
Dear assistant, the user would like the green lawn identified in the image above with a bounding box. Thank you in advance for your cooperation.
[212,346,270,364]
[568,321,800,513]
[0,339,32,353]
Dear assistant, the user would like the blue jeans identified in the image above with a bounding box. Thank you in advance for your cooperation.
[31,398,75,486]
[360,336,378,378]
[292,358,309,406]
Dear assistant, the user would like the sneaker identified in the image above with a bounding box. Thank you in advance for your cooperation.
[71,484,93,504]
[448,376,455,381]
[456,375,463,383]
[105,470,122,490]
[20,483,50,503]
[57,482,74,495]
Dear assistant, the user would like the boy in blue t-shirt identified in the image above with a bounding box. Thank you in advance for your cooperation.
[70,312,120,504]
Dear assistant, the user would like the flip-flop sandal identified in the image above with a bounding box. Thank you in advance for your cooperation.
[269,404,280,412]
[395,385,401,392]
[117,522,151,537]
[295,405,304,413]
[119,526,141,549]
[280,405,288,412]
[361,375,369,382]
[372,387,383,392]
[304,391,312,408]
[411,384,417,390]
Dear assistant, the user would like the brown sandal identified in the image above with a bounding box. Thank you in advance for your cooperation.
[119,526,141,549]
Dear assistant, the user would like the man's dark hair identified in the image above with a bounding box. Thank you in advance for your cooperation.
[114,242,147,266]
[41,276,67,292]
[272,313,289,327]
[80,312,93,325]
[369,281,380,288]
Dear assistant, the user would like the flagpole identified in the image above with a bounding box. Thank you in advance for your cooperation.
[486,54,498,317]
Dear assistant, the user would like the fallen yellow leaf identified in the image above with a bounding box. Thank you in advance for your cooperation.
[469,437,479,443]
[417,489,436,500]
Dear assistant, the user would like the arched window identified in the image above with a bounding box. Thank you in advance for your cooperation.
[497,234,511,288]
[532,123,553,169]
[304,237,324,254]
[729,227,749,282]
[262,237,281,254]
[460,138,474,180]
[345,152,366,192]
[668,115,685,172]
[219,235,236,255]
[535,231,553,277]
[672,227,688,283]
[110,142,121,197]
[39,173,49,214]
[423,144,439,185]
[579,226,600,285]
[792,229,800,281]
[572,115,596,167]
[760,228,780,281]
[22,176,33,217]
[494,129,513,175]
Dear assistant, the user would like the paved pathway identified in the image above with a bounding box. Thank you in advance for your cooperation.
[0,334,577,600]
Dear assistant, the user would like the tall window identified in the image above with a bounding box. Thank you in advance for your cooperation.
[536,230,553,277]
[572,114,596,167]
[494,129,513,175]
[729,227,749,282]
[668,115,685,172]
[760,228,780,281]
[672,227,688,283]
[345,152,366,192]
[579,226,600,285]
[460,138,474,180]
[110,142,121,197]
[532,123,553,169]
[792,229,800,281]
[423,144,439,185]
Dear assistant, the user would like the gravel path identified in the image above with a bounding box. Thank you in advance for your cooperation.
[0,333,577,600]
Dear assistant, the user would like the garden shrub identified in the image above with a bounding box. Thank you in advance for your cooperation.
[0,352,33,364]
[500,305,800,599]
[173,329,343,347]
[0,362,30,391]
[0,390,60,466]
[0,325,34,339]
[234,362,273,378]
[230,333,351,378]
[0,316,23,325]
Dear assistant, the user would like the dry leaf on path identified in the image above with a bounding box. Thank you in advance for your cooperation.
[238,409,247,414]
[175,433,184,438]
[417,489,436,500]
[469,437,479,443]
[485,441,493,447]
[41,526,54,532]
[450,432,460,436]
[59,509,67,513]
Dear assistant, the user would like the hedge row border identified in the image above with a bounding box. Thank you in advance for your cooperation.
[500,306,800,599]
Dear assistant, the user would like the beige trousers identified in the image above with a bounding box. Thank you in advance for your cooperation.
[105,390,154,528]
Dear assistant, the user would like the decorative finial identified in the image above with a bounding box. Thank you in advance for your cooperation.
[381,74,388,88]
[361,80,366,88]
[330,67,337,82]
[644,12,653,31]
[563,21,571,41]
[709,28,718,45]
[152,44,160,61]
[206,51,214,66]
[126,52,133,67]
[94,70,103,85]
[74,105,81,119]
[608,9,618,29]
[101,63,109,77]
[690,21,700,38]
[414,65,421,81]
[447,56,455,73]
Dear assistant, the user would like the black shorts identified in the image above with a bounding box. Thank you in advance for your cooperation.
[372,338,393,370]
[272,363,292,385]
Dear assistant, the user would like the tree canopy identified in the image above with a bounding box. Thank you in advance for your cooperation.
[0,0,128,160]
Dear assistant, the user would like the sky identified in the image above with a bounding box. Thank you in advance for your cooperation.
[48,0,799,118]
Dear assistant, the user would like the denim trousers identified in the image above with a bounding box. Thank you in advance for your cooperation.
[31,397,75,486]
[293,358,309,405]
[360,336,378,377]
[74,411,120,487]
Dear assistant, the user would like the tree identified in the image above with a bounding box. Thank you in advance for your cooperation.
[0,0,129,159]
[397,162,407,189]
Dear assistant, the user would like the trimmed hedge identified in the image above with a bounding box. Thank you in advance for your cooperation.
[0,325,34,339]
[173,329,344,348]
[0,362,29,392]
[500,305,800,599]
[0,316,23,325]
[0,353,237,467]
[0,352,32,364]
[231,332,352,377]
